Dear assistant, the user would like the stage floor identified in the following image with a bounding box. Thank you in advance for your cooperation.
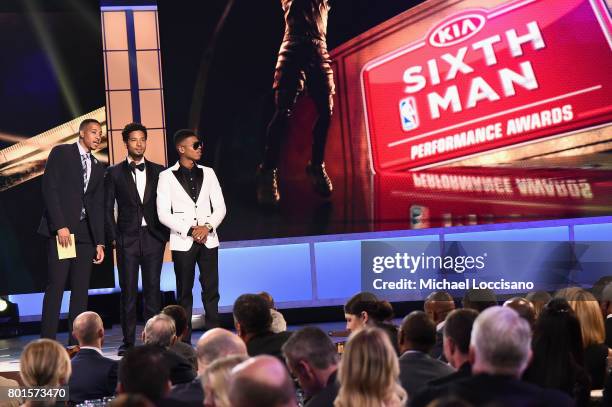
[0,320,349,374]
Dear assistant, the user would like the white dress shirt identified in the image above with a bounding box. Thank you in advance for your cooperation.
[77,141,92,187]
[127,157,147,226]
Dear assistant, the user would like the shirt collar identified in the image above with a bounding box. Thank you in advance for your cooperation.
[401,350,425,356]
[179,162,198,174]
[127,156,145,166]
[77,141,90,157]
[79,346,104,356]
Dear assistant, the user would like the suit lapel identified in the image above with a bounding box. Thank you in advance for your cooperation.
[121,161,141,204]
[143,160,154,204]
[85,154,104,195]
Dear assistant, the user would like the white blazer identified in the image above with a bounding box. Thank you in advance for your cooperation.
[156,162,226,251]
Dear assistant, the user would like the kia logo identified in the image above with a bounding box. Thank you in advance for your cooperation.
[429,12,486,47]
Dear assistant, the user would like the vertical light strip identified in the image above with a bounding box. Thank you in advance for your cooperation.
[125,10,142,124]
[101,5,167,166]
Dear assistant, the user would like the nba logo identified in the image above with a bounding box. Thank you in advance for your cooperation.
[399,97,419,131]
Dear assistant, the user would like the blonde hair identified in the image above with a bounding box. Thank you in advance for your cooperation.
[565,288,606,347]
[334,328,407,407]
[202,354,248,407]
[20,339,71,387]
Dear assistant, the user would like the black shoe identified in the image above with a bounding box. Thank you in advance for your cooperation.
[306,162,333,198]
[256,165,280,205]
[118,343,133,356]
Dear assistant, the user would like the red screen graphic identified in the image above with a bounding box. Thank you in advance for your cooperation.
[361,0,612,171]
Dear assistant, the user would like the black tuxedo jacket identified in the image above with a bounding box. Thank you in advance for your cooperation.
[411,373,575,407]
[68,348,118,404]
[104,159,169,245]
[305,371,339,407]
[246,331,294,361]
[166,376,204,406]
[38,143,105,245]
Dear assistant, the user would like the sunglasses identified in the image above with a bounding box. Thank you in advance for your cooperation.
[191,141,203,150]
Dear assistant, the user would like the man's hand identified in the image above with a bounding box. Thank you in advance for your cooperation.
[191,226,209,244]
[57,227,72,248]
[93,245,105,264]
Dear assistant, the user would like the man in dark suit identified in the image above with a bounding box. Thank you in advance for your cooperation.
[282,327,339,407]
[104,122,168,355]
[233,294,293,360]
[143,314,196,385]
[411,307,574,407]
[397,311,454,396]
[428,308,478,387]
[69,311,118,404]
[39,119,106,344]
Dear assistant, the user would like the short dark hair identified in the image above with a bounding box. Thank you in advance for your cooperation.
[258,292,275,309]
[399,311,436,352]
[282,327,338,370]
[233,294,272,335]
[462,288,498,312]
[119,345,169,401]
[443,309,479,354]
[122,122,148,142]
[161,305,188,338]
[79,118,101,131]
[173,129,197,146]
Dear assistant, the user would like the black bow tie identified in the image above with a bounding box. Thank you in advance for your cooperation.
[130,162,145,172]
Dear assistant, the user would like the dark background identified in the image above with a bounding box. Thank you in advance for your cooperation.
[0,0,111,294]
[158,0,424,241]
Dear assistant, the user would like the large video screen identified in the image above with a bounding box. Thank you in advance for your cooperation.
[0,0,112,295]
[158,0,612,243]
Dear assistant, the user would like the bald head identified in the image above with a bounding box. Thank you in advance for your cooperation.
[143,314,176,348]
[73,311,104,347]
[196,328,247,374]
[229,355,297,407]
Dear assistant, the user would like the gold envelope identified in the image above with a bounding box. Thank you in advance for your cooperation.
[56,234,76,260]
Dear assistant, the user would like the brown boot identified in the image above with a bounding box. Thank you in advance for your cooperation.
[306,161,333,198]
[256,165,280,205]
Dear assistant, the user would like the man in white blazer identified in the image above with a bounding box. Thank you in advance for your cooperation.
[157,129,226,340]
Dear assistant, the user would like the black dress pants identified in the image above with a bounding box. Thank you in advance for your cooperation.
[116,226,165,346]
[172,243,219,341]
[41,219,95,345]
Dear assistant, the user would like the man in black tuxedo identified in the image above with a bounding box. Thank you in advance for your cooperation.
[69,311,118,404]
[397,311,454,396]
[39,119,106,344]
[142,314,196,385]
[233,294,293,360]
[411,306,574,407]
[282,327,339,407]
[104,122,168,355]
